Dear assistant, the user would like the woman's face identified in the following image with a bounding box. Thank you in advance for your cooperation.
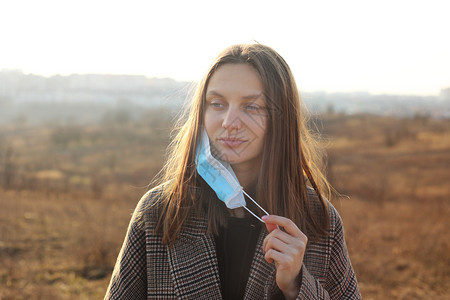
[204,63,267,170]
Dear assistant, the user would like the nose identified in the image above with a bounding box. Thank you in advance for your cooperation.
[222,106,242,131]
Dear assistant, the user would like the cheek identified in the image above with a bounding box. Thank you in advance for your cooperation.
[251,117,267,139]
[203,111,219,136]
[203,110,213,128]
[255,120,268,153]
[250,123,266,154]
[247,111,267,131]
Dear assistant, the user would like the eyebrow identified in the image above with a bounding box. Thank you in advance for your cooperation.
[206,90,264,100]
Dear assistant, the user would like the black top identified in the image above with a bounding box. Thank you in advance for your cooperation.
[214,215,261,300]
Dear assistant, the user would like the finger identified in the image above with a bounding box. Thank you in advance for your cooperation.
[264,228,299,249]
[264,248,293,266]
[262,215,303,238]
[264,221,278,233]
[263,228,293,251]
[264,234,306,259]
[263,235,283,253]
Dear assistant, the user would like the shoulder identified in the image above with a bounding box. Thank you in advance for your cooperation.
[138,184,166,208]
[133,183,168,228]
[306,186,342,235]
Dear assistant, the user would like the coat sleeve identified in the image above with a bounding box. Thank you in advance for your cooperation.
[104,199,148,300]
[297,207,361,300]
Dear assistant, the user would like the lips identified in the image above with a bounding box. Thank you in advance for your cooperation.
[218,137,246,147]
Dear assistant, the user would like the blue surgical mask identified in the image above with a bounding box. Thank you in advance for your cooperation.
[195,129,268,222]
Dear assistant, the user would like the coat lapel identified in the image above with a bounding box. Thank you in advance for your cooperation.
[167,215,222,300]
[167,216,277,300]
[243,228,277,299]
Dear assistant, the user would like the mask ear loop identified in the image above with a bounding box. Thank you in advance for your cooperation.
[242,190,269,223]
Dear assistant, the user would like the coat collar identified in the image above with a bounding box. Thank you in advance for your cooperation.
[167,214,276,299]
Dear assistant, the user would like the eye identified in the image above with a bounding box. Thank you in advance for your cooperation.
[244,103,266,114]
[208,100,225,110]
[245,104,260,111]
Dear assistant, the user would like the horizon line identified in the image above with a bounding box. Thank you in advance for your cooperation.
[1,68,447,97]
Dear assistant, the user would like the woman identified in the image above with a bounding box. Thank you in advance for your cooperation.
[105,44,361,299]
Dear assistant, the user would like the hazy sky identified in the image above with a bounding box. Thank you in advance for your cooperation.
[1,0,449,95]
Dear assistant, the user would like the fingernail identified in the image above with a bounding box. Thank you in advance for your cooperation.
[262,215,268,221]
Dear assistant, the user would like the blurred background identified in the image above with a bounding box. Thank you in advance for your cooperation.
[0,0,449,299]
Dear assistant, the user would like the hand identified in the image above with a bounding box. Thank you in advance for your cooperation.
[262,215,307,300]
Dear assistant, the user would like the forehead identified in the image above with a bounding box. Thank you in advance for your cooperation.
[206,63,264,97]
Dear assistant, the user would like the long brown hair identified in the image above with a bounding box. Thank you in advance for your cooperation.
[143,44,331,246]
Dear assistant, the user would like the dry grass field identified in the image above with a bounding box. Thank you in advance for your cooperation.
[0,112,449,299]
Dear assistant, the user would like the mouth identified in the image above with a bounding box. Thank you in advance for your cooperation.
[218,137,247,147]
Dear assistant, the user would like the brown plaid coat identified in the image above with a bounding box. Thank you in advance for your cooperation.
[105,188,361,299]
